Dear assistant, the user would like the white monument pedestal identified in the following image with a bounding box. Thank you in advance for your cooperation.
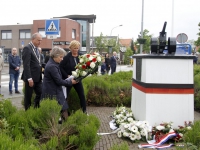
[131,54,195,128]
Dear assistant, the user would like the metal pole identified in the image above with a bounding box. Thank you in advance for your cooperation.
[52,39,53,50]
[140,0,144,54]
[92,19,94,51]
[171,0,174,37]
[110,25,122,36]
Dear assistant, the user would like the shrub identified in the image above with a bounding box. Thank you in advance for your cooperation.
[1,98,100,149]
[68,71,132,110]
[0,99,17,119]
[67,110,100,150]
[0,132,40,150]
[183,120,200,148]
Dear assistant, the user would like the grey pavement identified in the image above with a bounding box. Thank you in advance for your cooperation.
[1,64,200,149]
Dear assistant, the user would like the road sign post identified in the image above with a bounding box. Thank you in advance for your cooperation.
[176,33,188,43]
[45,19,59,49]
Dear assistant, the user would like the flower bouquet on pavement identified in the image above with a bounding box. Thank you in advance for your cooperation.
[72,52,102,82]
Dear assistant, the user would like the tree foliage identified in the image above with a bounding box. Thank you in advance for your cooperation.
[124,47,133,65]
[130,39,135,54]
[94,32,106,53]
[135,29,152,53]
[195,23,200,52]
[94,33,120,54]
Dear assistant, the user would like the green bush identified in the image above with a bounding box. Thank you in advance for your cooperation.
[194,65,200,111]
[0,98,100,149]
[68,71,132,110]
[67,110,100,150]
[0,132,40,150]
[0,99,17,119]
[183,121,200,148]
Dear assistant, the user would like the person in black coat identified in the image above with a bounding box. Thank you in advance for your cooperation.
[21,33,43,110]
[110,51,118,74]
[101,59,106,75]
[44,49,52,63]
[41,46,77,120]
[105,53,110,74]
[59,40,87,113]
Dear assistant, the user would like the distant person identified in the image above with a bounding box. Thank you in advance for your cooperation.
[105,53,110,74]
[21,33,42,110]
[38,47,44,65]
[59,40,87,113]
[41,46,77,121]
[0,48,4,96]
[110,51,118,74]
[101,59,106,75]
[8,47,21,95]
[192,52,198,64]
[44,49,52,63]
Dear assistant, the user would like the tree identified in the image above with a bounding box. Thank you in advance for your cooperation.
[130,39,135,54]
[124,47,133,65]
[135,29,152,53]
[94,32,107,54]
[195,23,200,52]
[106,38,120,53]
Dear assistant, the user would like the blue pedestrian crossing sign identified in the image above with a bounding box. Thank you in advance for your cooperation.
[45,19,59,35]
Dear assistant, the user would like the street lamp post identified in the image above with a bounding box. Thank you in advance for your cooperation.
[110,25,123,36]
[140,0,144,54]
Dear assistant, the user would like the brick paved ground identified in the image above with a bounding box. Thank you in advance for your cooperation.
[88,106,177,150]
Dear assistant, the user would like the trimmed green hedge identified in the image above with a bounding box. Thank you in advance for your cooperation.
[68,71,132,112]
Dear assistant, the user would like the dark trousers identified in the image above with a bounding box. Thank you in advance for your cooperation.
[67,81,86,112]
[106,65,110,74]
[111,65,116,74]
[9,72,20,92]
[24,81,42,110]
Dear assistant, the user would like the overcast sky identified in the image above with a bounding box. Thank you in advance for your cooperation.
[1,0,199,41]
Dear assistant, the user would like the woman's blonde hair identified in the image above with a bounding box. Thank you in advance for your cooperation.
[50,46,66,58]
[69,40,80,50]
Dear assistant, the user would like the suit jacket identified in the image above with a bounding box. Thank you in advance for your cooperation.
[21,42,42,82]
[110,56,117,67]
[41,57,72,110]
[60,52,82,79]
[8,54,21,74]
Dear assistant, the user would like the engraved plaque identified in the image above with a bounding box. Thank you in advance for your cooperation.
[136,58,142,81]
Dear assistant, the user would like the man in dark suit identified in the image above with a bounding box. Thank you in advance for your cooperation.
[21,33,42,110]
[110,51,118,74]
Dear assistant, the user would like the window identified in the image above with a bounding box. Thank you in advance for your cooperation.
[82,33,86,47]
[19,29,31,39]
[1,30,12,39]
[38,28,46,38]
[72,29,76,39]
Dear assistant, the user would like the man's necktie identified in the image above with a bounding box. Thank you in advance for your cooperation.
[35,48,39,59]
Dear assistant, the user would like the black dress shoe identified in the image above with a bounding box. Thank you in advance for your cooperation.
[9,91,12,95]
[15,91,21,94]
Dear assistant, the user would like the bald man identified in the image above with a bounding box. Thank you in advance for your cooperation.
[21,33,42,110]
[8,47,21,95]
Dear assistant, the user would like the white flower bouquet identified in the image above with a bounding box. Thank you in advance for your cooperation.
[112,106,193,144]
[72,52,102,82]
[112,106,150,142]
